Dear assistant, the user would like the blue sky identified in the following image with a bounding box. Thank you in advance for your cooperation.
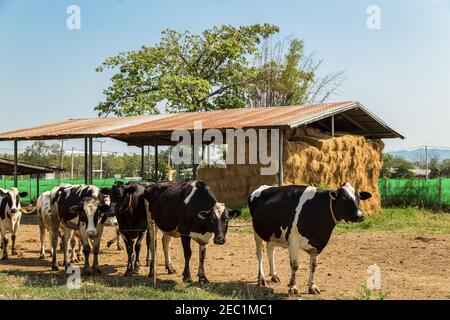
[0,0,449,154]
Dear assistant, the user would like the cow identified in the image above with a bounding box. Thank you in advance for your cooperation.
[0,188,28,259]
[144,180,241,284]
[105,216,123,251]
[33,190,83,262]
[248,182,372,295]
[50,184,113,274]
[110,181,151,276]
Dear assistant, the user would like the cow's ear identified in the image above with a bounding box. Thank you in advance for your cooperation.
[0,189,5,196]
[100,188,111,195]
[359,192,372,200]
[197,210,211,220]
[124,186,136,194]
[69,205,82,214]
[19,192,28,198]
[229,210,241,218]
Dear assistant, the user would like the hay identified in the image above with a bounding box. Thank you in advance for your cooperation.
[198,127,384,215]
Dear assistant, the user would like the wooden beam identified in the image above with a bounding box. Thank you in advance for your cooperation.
[84,138,88,184]
[331,115,335,137]
[340,112,371,134]
[317,120,330,131]
[278,130,284,186]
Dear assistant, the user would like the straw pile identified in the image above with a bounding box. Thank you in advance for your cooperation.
[198,127,384,215]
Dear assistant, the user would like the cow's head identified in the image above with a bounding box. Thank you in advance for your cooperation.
[330,182,372,223]
[69,190,111,239]
[109,181,137,216]
[0,188,28,217]
[197,202,241,245]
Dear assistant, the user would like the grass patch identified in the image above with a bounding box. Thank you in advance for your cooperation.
[0,271,283,300]
[336,207,450,235]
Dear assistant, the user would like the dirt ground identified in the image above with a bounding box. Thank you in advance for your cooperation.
[1,215,450,300]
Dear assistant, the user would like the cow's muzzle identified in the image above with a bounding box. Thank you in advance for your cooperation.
[10,208,18,214]
[213,236,225,245]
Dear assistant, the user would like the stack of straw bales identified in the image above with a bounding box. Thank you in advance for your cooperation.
[198,127,383,215]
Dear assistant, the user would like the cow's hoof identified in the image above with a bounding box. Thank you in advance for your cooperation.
[183,276,193,283]
[257,278,267,287]
[83,269,92,276]
[148,271,154,278]
[77,255,84,262]
[133,267,140,274]
[1,255,8,260]
[199,277,209,286]
[39,253,46,259]
[166,265,177,274]
[288,286,298,296]
[11,250,18,256]
[93,268,101,276]
[271,274,281,283]
[308,286,321,295]
[124,269,133,277]
[51,265,59,271]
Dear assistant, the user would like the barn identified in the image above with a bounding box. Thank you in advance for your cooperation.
[0,101,403,214]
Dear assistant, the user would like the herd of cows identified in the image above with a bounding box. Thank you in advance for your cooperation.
[0,180,372,295]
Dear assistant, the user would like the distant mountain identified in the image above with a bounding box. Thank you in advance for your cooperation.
[387,148,450,162]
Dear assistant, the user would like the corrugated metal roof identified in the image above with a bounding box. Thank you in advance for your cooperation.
[0,101,404,143]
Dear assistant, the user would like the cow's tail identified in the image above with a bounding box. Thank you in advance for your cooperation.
[27,205,38,215]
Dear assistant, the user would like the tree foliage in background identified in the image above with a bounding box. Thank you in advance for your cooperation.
[95,24,279,116]
[249,37,345,107]
[96,24,345,116]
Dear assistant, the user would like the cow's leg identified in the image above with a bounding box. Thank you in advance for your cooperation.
[133,232,146,274]
[1,227,8,260]
[70,233,78,263]
[198,244,208,285]
[76,237,83,261]
[38,217,46,259]
[92,227,103,275]
[11,219,20,256]
[123,236,135,276]
[147,226,158,276]
[62,228,72,269]
[181,235,192,283]
[162,233,176,274]
[50,227,59,271]
[116,227,122,251]
[267,243,280,283]
[308,253,320,294]
[287,243,300,296]
[254,233,266,286]
[78,227,91,275]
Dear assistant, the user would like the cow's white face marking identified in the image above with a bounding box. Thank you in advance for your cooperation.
[184,181,197,204]
[342,182,356,202]
[289,186,317,252]
[1,188,21,214]
[83,197,100,237]
[213,202,225,219]
[250,185,273,202]
[189,231,212,245]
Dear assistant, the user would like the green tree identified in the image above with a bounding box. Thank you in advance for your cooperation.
[391,157,414,179]
[20,141,61,167]
[96,24,279,116]
[380,153,394,178]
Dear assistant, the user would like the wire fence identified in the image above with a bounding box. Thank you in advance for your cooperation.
[379,178,450,210]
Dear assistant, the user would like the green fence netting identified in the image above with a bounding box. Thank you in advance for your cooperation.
[378,178,450,208]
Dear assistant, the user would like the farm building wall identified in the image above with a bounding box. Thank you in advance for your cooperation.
[197,127,384,215]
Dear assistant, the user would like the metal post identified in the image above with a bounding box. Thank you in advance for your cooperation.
[192,144,197,180]
[154,136,158,182]
[278,130,284,186]
[331,115,335,138]
[84,138,88,185]
[141,143,145,181]
[36,174,40,200]
[29,175,32,202]
[70,147,74,180]
[89,138,93,185]
[13,140,18,188]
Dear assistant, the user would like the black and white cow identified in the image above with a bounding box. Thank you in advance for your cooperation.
[248,182,371,295]
[144,180,241,284]
[110,181,151,276]
[50,184,113,274]
[0,188,28,259]
[33,190,82,262]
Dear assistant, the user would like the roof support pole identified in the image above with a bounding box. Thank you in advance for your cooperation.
[154,136,158,182]
[88,137,93,185]
[141,142,145,181]
[36,174,40,200]
[192,144,197,180]
[331,115,335,138]
[278,130,284,186]
[84,138,88,185]
[13,140,18,188]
